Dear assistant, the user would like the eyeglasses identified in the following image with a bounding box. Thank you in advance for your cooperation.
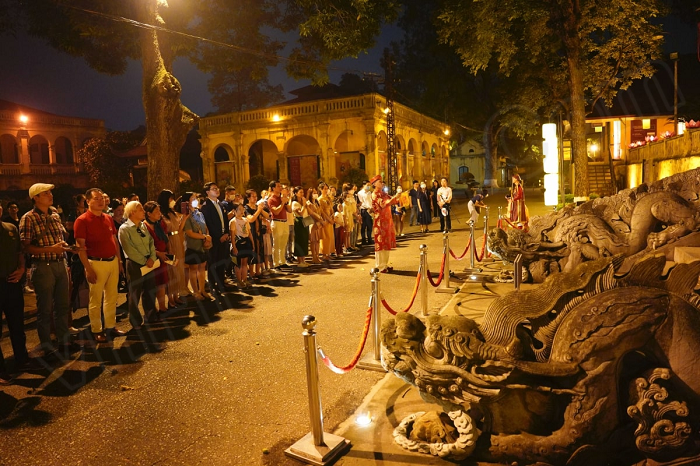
[136,227,146,238]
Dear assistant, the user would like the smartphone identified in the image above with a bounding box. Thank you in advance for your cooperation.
[165,254,175,261]
[180,201,189,215]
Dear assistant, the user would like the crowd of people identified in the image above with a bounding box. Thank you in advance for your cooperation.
[0,175,458,385]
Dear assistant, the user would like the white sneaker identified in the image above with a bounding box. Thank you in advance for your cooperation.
[297,262,309,268]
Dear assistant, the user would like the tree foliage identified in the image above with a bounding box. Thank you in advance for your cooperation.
[78,135,133,192]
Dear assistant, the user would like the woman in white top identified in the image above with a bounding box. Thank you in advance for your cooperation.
[291,186,310,267]
[437,177,453,232]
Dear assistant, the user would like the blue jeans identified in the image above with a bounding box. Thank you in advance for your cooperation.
[32,260,70,351]
[410,205,419,226]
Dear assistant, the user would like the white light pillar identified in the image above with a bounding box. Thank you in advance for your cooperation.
[542,123,559,206]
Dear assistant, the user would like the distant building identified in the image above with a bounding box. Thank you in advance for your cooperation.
[199,85,451,190]
[0,99,105,193]
[450,139,486,188]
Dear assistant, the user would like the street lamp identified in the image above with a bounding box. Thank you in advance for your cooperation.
[589,143,598,160]
[19,114,28,125]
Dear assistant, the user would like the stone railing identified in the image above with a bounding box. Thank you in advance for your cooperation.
[26,164,78,175]
[201,93,446,135]
[0,164,22,176]
[628,128,700,163]
[0,110,104,128]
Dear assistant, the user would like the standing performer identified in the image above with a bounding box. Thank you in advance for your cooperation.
[370,175,401,273]
[508,174,528,228]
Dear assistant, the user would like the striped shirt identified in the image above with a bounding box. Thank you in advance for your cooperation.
[19,207,66,261]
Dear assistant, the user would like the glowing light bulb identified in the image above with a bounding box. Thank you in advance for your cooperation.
[355,412,372,426]
[19,114,28,124]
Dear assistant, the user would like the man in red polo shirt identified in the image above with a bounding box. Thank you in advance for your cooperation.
[74,188,125,343]
[267,180,291,269]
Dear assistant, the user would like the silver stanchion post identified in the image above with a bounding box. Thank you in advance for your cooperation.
[437,231,459,293]
[358,268,387,372]
[285,316,351,464]
[463,220,482,273]
[420,244,429,315]
[514,253,524,291]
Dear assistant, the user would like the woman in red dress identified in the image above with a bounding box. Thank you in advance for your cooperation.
[508,174,528,228]
[143,201,171,313]
[370,174,401,273]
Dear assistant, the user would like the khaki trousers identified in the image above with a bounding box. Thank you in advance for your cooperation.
[87,258,120,333]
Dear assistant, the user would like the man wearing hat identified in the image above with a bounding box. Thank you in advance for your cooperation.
[19,183,77,357]
[370,175,401,273]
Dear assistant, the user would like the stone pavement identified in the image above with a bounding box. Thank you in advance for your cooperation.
[0,188,549,466]
[331,188,552,466]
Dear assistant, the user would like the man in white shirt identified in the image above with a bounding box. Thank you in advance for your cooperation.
[357,180,374,245]
[437,177,453,232]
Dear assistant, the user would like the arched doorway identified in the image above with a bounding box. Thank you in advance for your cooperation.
[0,134,19,164]
[213,144,235,187]
[334,129,366,181]
[421,141,430,181]
[55,137,74,164]
[248,139,278,182]
[29,135,49,164]
[286,135,320,188]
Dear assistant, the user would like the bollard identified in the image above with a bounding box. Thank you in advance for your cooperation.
[357,269,386,372]
[437,231,459,294]
[463,220,482,273]
[420,244,429,315]
[286,316,351,464]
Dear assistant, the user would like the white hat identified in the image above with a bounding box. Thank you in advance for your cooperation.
[29,183,54,199]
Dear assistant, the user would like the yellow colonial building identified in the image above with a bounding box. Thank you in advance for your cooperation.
[0,99,105,192]
[198,89,451,191]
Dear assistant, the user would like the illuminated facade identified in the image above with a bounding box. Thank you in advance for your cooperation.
[198,92,450,191]
[0,99,105,192]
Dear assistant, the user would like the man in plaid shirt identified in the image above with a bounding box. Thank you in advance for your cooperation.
[19,183,79,358]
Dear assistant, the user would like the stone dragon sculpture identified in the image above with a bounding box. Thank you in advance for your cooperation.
[488,168,700,282]
[381,255,700,465]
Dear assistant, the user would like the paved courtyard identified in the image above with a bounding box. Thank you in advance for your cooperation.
[0,189,551,466]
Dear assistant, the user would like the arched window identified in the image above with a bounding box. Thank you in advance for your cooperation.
[0,134,19,164]
[29,135,49,164]
[55,137,74,164]
[214,146,230,162]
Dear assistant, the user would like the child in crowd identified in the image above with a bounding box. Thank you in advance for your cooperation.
[333,202,346,257]
[229,204,256,288]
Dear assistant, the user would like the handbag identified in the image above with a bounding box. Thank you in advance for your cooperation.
[302,215,314,228]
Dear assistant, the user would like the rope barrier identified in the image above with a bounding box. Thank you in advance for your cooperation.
[449,236,471,260]
[319,305,373,374]
[380,271,421,315]
[474,232,488,262]
[427,253,446,287]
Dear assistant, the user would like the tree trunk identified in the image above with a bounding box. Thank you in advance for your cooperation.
[138,0,198,201]
[482,120,500,188]
[568,57,589,200]
[558,3,589,201]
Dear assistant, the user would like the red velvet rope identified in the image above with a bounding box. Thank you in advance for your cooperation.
[474,232,488,262]
[427,253,446,287]
[319,305,373,374]
[449,236,471,260]
[380,271,422,315]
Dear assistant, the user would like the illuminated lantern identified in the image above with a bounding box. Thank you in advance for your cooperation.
[542,123,559,206]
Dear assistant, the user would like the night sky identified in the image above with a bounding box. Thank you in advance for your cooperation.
[0,15,695,131]
[0,25,401,131]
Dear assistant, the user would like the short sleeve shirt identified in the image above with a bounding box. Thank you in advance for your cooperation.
[19,208,66,261]
[73,211,118,258]
[0,221,21,277]
[268,195,286,220]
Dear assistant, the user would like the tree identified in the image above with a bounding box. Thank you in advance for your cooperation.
[437,0,665,197]
[79,137,132,193]
[285,0,665,198]
[7,0,287,199]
